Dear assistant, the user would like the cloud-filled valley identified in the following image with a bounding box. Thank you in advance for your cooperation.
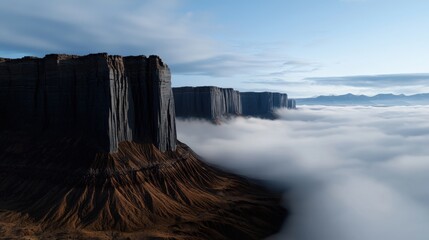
[177,105,429,240]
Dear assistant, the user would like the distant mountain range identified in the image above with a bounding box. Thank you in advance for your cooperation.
[297,93,429,106]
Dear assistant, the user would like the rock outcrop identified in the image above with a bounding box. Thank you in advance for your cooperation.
[273,92,289,109]
[0,54,287,240]
[0,53,176,152]
[173,87,294,120]
[241,92,288,118]
[173,86,241,120]
[287,99,297,109]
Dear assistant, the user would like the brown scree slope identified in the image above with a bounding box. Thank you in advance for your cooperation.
[0,54,286,240]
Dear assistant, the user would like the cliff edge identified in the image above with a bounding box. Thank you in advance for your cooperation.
[0,53,176,152]
[173,86,242,120]
[0,54,286,240]
[241,92,289,118]
[173,87,294,121]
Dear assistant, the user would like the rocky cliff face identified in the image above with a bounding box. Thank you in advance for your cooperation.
[241,92,288,118]
[287,99,296,109]
[173,86,241,120]
[273,92,289,108]
[173,87,292,120]
[0,54,286,240]
[0,53,176,152]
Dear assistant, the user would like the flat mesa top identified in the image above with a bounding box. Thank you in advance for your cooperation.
[0,53,166,66]
[173,86,237,92]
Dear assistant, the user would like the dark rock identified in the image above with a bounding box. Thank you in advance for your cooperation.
[173,87,292,120]
[0,53,176,152]
[273,92,289,108]
[241,92,288,118]
[0,54,288,240]
[173,86,241,120]
[287,99,297,109]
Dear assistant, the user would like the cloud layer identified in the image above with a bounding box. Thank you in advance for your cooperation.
[177,106,429,240]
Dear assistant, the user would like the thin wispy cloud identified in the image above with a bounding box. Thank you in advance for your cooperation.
[2,0,428,97]
[243,79,307,86]
[172,53,289,77]
[0,0,300,79]
[269,61,321,75]
[177,106,429,240]
[0,0,219,64]
[1,0,277,77]
[306,73,429,88]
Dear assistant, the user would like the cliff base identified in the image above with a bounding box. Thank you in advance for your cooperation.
[0,135,286,240]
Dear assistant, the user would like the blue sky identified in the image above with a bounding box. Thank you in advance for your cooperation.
[0,0,428,97]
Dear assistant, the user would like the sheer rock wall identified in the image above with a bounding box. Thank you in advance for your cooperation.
[0,53,176,152]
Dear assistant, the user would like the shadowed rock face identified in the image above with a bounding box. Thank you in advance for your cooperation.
[287,99,297,109]
[241,92,288,118]
[173,86,241,120]
[0,53,176,152]
[273,92,289,109]
[173,87,293,120]
[0,54,287,239]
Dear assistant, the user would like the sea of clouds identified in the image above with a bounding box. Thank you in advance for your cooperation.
[177,105,429,240]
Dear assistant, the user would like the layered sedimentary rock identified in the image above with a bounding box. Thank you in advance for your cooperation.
[288,99,297,109]
[173,86,241,120]
[241,92,288,118]
[0,53,176,152]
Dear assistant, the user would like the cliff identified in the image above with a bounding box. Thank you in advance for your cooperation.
[0,53,176,152]
[241,92,288,118]
[288,99,297,109]
[173,86,241,120]
[0,54,286,239]
[173,87,293,120]
[273,92,289,108]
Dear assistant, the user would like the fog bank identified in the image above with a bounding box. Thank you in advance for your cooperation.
[177,105,429,240]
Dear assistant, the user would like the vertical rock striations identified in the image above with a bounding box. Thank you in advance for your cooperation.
[172,86,294,120]
[0,53,176,152]
[241,92,288,118]
[273,92,289,108]
[0,54,287,240]
[173,86,241,120]
[287,99,297,109]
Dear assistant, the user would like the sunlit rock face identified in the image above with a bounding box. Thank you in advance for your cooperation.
[0,53,176,152]
[173,86,242,120]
